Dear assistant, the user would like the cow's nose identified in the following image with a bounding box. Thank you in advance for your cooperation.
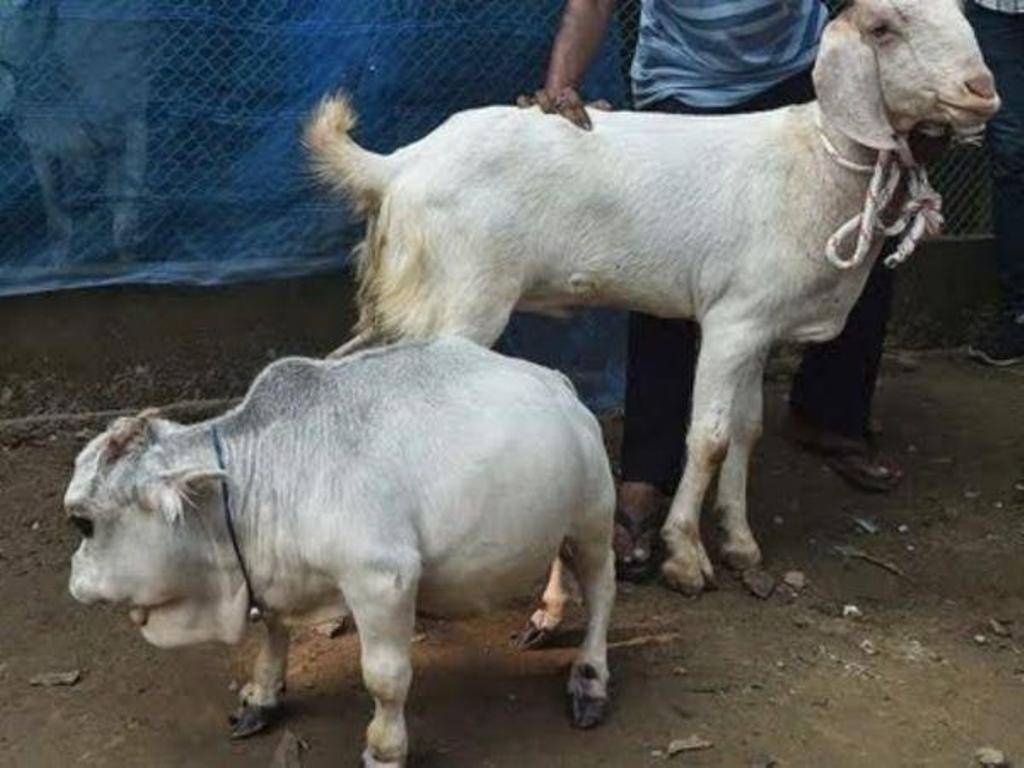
[965,72,996,100]
[69,575,96,604]
[69,554,101,604]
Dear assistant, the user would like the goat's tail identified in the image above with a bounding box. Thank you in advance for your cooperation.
[304,94,391,216]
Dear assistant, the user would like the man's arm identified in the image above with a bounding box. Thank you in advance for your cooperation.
[518,0,616,130]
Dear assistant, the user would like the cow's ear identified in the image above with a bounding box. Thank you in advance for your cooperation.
[143,468,226,524]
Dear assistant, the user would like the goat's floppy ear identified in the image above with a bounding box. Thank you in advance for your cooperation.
[142,468,227,525]
[813,15,898,150]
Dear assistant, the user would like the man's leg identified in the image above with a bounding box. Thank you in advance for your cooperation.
[791,260,893,439]
[968,5,1024,366]
[620,314,698,493]
[615,314,697,580]
[788,259,902,491]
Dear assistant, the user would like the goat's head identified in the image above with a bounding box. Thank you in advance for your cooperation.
[813,0,1000,149]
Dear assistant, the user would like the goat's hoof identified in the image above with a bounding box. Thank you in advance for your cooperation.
[661,557,713,595]
[721,537,762,572]
[227,703,278,739]
[512,612,555,651]
[567,664,609,729]
[361,747,404,767]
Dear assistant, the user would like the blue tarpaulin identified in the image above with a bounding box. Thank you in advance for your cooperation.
[0,1,628,409]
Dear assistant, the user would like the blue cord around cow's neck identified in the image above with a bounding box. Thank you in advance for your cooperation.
[211,425,262,623]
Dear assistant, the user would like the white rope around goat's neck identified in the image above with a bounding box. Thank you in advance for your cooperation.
[817,120,945,271]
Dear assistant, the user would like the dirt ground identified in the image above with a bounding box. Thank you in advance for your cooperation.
[1,353,1022,768]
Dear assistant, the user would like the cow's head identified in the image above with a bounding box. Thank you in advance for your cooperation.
[813,0,1000,150]
[65,411,246,648]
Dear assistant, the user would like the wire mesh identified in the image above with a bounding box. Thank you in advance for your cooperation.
[0,0,995,300]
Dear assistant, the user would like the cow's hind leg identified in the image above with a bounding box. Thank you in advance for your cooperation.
[230,617,290,738]
[564,520,615,729]
[348,566,419,767]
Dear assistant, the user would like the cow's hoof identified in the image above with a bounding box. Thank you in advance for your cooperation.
[361,747,404,767]
[227,703,278,739]
[568,690,609,729]
[512,615,552,651]
[567,663,609,729]
[721,535,762,572]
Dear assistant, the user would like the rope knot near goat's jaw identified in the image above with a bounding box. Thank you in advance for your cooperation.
[820,130,945,272]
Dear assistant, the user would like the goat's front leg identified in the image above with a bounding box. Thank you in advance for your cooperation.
[714,350,768,572]
[349,568,418,767]
[661,323,768,595]
[230,617,290,739]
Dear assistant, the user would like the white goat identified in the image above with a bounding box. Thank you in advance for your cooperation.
[305,0,1000,595]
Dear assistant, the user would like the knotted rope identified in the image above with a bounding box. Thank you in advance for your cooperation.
[818,123,945,271]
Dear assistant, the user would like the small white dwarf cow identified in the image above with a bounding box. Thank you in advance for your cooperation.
[305,0,1000,595]
[66,338,615,767]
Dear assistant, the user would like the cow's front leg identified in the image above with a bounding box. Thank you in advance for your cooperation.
[230,617,290,739]
[349,567,418,767]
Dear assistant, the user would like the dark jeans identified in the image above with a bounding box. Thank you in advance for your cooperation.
[969,4,1024,318]
[620,69,895,494]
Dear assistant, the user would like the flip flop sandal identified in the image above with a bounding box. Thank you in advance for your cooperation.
[614,507,664,583]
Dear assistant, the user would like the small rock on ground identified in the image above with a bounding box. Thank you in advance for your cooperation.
[271,729,307,768]
[742,569,776,600]
[29,669,81,687]
[975,746,1009,766]
[667,735,714,756]
[989,619,1012,638]
[750,754,779,768]
[782,570,807,591]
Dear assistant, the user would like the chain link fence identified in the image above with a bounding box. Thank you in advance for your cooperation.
[0,0,994,300]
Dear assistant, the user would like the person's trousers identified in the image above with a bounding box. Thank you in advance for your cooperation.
[969,4,1024,319]
[620,70,895,494]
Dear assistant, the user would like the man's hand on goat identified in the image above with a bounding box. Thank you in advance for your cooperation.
[516,87,611,131]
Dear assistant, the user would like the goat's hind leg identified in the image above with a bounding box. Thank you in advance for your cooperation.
[515,554,571,650]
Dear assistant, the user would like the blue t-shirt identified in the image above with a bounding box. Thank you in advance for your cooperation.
[631,0,828,109]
